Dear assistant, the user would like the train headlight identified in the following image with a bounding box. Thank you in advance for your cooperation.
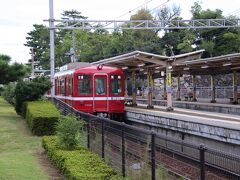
[97,64,103,70]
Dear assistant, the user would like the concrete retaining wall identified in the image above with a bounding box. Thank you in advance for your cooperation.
[125,108,240,155]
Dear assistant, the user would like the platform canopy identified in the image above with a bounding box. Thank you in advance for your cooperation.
[175,53,240,75]
[92,50,240,76]
[91,50,205,74]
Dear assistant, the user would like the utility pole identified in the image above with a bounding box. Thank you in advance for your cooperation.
[165,45,174,111]
[72,30,77,62]
[49,0,55,96]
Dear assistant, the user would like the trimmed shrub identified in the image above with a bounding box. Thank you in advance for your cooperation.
[56,115,84,150]
[42,136,125,180]
[21,101,28,119]
[26,101,59,136]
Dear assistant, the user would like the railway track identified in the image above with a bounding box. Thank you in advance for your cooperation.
[89,124,237,180]
[53,97,240,180]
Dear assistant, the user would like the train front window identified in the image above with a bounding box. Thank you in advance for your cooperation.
[110,75,122,95]
[78,75,91,95]
[95,77,106,95]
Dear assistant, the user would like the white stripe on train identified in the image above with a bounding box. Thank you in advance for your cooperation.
[54,95,124,101]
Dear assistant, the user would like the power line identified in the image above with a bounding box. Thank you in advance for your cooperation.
[113,0,155,20]
[149,0,170,14]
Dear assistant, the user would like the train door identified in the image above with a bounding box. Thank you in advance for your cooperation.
[93,74,108,113]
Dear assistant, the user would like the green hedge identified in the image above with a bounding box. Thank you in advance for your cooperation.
[42,136,124,180]
[26,101,60,136]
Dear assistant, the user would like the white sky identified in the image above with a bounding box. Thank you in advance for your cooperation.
[0,0,240,64]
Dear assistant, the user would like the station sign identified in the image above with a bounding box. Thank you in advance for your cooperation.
[166,71,172,86]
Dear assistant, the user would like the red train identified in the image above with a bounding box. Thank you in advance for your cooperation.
[54,64,125,119]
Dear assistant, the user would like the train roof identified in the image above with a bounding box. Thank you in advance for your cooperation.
[74,65,123,74]
[54,69,75,77]
[54,64,123,78]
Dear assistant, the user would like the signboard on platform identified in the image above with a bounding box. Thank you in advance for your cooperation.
[166,71,172,86]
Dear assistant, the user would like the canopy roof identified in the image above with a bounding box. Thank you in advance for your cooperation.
[176,53,240,75]
[91,50,240,76]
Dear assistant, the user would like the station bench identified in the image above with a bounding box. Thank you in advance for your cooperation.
[125,99,133,106]
[229,92,240,104]
[184,94,193,101]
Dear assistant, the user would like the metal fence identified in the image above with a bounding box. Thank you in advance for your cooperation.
[158,86,240,100]
[52,98,240,180]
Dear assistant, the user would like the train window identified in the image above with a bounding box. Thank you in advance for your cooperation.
[78,75,91,95]
[110,75,122,95]
[60,79,65,95]
[55,79,57,95]
[95,77,106,95]
[65,78,68,95]
[69,78,72,95]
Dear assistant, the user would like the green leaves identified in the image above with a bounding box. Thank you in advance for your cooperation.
[2,83,16,105]
[0,55,28,84]
[25,101,60,136]
[24,5,240,70]
[56,115,83,150]
[42,136,120,180]
[15,77,52,114]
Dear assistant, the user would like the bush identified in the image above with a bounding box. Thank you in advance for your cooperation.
[26,101,59,136]
[56,115,84,150]
[42,136,124,180]
[0,85,3,96]
[15,77,51,114]
[2,83,16,105]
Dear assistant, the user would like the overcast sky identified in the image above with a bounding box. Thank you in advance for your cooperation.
[0,0,240,64]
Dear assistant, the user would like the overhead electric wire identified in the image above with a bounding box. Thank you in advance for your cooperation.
[149,0,170,14]
[95,0,171,30]
[113,0,155,20]
[225,8,240,17]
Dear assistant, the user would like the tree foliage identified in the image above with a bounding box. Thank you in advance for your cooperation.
[190,2,240,57]
[56,115,82,150]
[0,54,28,84]
[24,4,240,68]
[2,83,16,105]
[15,77,51,114]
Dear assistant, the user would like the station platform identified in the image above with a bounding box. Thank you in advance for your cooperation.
[124,103,240,154]
[125,97,240,116]
[125,103,240,130]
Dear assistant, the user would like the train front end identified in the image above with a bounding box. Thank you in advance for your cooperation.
[74,65,125,119]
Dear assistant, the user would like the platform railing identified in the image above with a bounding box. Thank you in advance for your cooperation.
[51,97,240,180]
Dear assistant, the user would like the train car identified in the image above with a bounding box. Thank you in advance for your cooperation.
[54,64,125,119]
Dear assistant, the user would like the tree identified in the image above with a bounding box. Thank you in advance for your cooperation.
[0,54,11,62]
[15,77,51,114]
[191,2,240,57]
[25,24,50,69]
[0,54,28,84]
[177,32,195,53]
[155,5,191,56]
[61,10,87,20]
[25,10,90,69]
[116,9,161,54]
[156,5,181,21]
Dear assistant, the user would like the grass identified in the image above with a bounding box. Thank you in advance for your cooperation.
[0,97,48,180]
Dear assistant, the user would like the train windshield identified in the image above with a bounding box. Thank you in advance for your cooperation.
[110,75,122,95]
[95,77,106,95]
[78,75,91,95]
